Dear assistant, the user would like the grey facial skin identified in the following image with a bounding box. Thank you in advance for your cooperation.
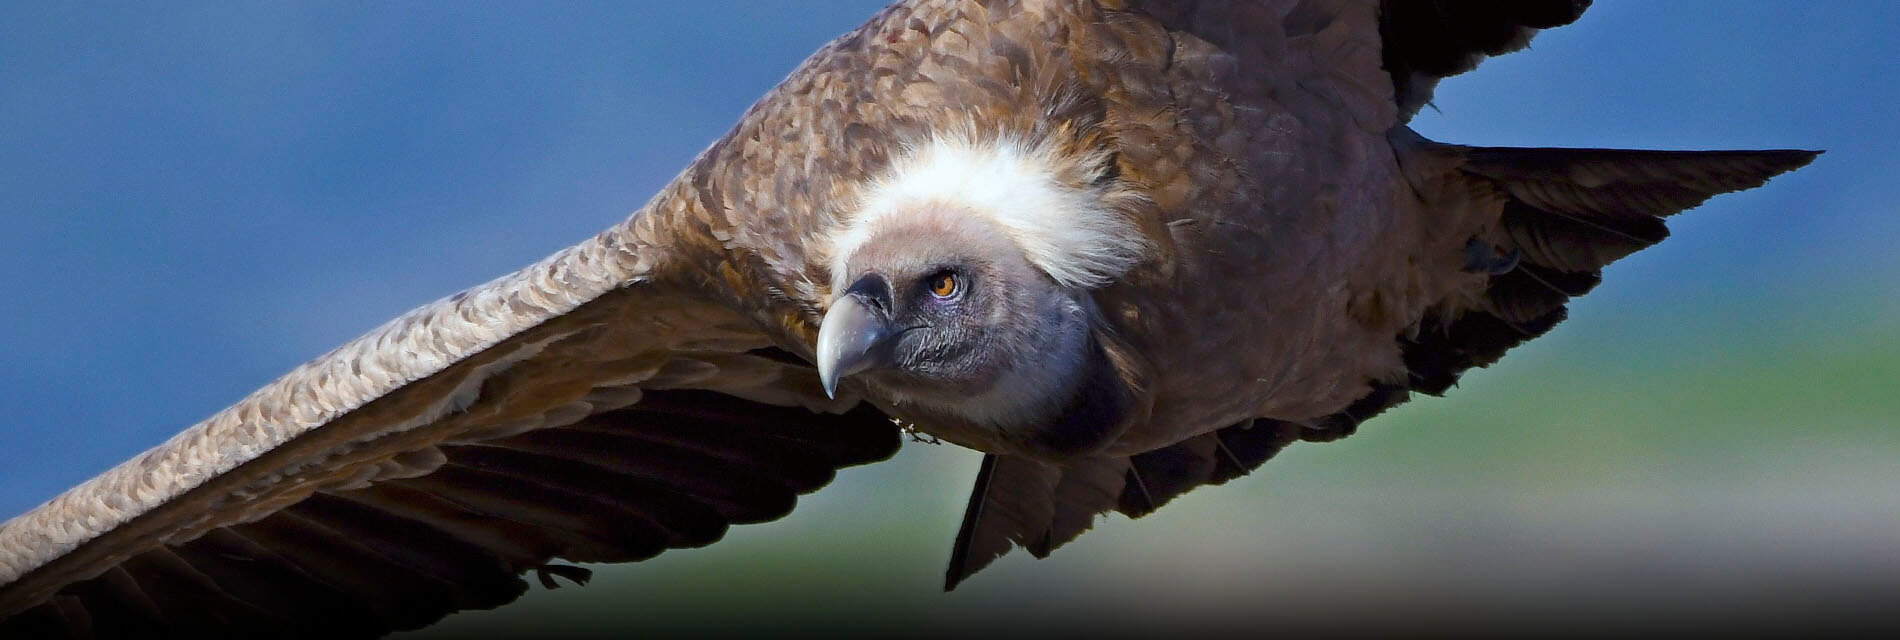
[816,209,1097,431]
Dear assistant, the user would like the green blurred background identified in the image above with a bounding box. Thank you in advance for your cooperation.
[1,1,1893,634]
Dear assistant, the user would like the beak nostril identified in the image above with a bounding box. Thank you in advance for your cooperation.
[843,274,893,313]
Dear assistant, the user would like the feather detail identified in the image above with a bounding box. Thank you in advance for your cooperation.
[831,133,1151,291]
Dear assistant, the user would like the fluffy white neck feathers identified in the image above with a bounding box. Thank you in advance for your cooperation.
[830,134,1149,292]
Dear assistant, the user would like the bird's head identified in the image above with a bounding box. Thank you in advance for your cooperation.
[816,135,1148,449]
[819,207,1076,407]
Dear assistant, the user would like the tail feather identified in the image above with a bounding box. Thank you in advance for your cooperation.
[944,455,1127,591]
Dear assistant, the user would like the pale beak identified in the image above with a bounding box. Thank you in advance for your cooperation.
[815,293,894,399]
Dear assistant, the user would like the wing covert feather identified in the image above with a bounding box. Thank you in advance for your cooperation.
[0,224,650,594]
[0,234,903,636]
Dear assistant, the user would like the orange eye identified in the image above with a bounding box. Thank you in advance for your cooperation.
[928,272,959,298]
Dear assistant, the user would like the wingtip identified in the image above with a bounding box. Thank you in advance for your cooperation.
[1772,148,1824,162]
[1760,148,1825,178]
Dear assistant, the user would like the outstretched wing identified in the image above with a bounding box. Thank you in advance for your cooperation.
[944,0,1817,589]
[949,144,1818,589]
[0,0,990,631]
[0,213,901,637]
[0,52,929,633]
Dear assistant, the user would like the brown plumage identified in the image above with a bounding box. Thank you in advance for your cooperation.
[0,0,1817,636]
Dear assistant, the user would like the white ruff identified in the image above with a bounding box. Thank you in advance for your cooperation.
[830,136,1147,291]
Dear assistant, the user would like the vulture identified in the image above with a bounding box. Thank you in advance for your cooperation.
[0,0,1818,636]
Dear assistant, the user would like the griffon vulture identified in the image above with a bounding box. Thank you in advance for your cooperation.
[0,0,1819,636]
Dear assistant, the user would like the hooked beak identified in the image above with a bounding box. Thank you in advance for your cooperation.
[815,291,895,399]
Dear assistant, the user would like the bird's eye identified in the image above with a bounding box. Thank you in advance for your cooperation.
[927,271,960,299]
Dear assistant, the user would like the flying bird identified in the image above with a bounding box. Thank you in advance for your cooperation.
[0,0,1818,636]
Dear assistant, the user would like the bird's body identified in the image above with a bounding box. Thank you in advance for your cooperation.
[667,0,1492,456]
[0,0,1820,635]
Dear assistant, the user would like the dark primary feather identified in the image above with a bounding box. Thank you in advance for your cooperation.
[0,391,899,638]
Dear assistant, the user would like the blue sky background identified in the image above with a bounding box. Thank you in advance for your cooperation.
[1,1,1896,632]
